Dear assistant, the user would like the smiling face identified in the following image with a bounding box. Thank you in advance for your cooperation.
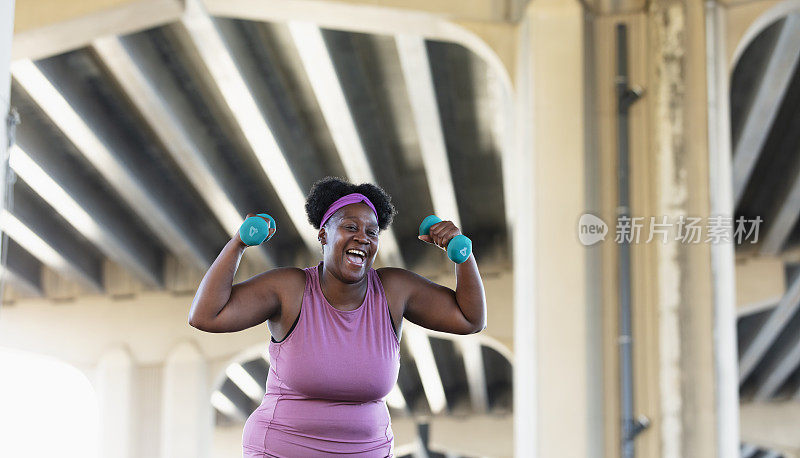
[319,202,380,283]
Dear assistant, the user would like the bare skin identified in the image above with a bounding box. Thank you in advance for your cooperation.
[188,204,487,340]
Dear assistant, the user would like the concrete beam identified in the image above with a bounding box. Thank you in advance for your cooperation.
[11,59,211,272]
[762,137,800,255]
[736,256,784,316]
[0,266,43,297]
[741,401,800,456]
[91,35,273,270]
[404,324,447,414]
[739,272,800,383]
[203,0,513,101]
[0,206,102,293]
[740,444,758,458]
[385,384,410,415]
[9,145,162,287]
[733,13,800,207]
[395,34,461,229]
[225,363,264,403]
[752,333,800,399]
[581,0,646,15]
[287,21,404,267]
[453,336,488,413]
[210,391,247,423]
[427,414,513,457]
[179,0,319,254]
[11,0,183,61]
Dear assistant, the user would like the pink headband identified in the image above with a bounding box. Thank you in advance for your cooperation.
[321,193,378,228]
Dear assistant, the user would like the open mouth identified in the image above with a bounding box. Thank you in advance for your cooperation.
[345,249,367,267]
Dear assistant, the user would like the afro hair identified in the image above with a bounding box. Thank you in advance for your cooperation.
[305,177,396,230]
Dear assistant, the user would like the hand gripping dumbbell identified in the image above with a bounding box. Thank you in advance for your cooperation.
[239,214,277,246]
[418,215,472,264]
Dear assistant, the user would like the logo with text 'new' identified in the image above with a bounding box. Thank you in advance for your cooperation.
[578,214,608,246]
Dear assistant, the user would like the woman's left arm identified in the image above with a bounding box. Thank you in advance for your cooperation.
[380,221,487,335]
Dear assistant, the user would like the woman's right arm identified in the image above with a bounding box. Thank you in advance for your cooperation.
[188,233,296,333]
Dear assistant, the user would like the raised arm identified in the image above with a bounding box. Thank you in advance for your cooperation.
[380,220,487,335]
[188,216,300,333]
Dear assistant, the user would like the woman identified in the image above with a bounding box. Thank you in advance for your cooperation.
[189,177,487,457]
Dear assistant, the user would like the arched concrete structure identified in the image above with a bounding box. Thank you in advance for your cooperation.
[730,0,800,69]
[3,1,601,456]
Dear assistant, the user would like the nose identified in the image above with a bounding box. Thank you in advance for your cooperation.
[353,229,371,244]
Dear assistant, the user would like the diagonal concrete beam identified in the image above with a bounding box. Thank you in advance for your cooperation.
[9,145,162,287]
[740,444,758,458]
[1,235,44,297]
[210,391,247,422]
[288,21,404,267]
[385,384,410,415]
[11,59,210,272]
[733,13,800,207]
[11,0,183,61]
[454,336,488,413]
[0,266,43,297]
[0,209,102,292]
[404,324,447,415]
[761,140,800,255]
[92,35,273,270]
[179,0,319,254]
[395,34,461,229]
[225,363,265,403]
[752,334,800,399]
[739,272,800,383]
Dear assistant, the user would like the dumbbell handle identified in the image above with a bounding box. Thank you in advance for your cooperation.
[418,215,472,264]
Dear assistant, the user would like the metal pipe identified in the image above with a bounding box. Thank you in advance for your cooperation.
[616,23,646,458]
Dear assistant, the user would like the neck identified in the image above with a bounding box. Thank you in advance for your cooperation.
[318,263,368,308]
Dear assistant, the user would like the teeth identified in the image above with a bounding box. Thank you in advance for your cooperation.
[346,249,365,257]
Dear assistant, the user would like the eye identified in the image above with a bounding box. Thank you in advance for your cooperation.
[345,225,357,231]
[368,230,378,237]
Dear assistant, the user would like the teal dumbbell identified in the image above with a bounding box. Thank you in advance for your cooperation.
[419,215,472,264]
[239,213,277,246]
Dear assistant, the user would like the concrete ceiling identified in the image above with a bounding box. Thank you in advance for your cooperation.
[5,15,510,299]
[733,13,800,416]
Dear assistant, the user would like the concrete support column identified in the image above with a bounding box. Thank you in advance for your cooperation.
[644,1,718,456]
[95,346,135,458]
[593,1,721,456]
[1,1,11,117]
[1,1,13,290]
[161,341,211,458]
[515,1,590,456]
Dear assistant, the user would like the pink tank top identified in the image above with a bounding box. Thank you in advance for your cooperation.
[242,263,401,457]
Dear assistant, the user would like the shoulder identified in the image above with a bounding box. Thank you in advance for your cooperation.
[251,267,306,298]
[375,266,406,286]
[263,266,307,282]
[376,267,425,295]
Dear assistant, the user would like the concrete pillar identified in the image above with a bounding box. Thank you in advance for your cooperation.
[95,346,135,458]
[515,1,591,456]
[161,341,211,458]
[591,1,724,455]
[1,1,13,287]
[1,1,11,108]
[646,2,719,456]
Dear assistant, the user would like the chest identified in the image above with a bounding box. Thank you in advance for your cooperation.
[268,280,404,343]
